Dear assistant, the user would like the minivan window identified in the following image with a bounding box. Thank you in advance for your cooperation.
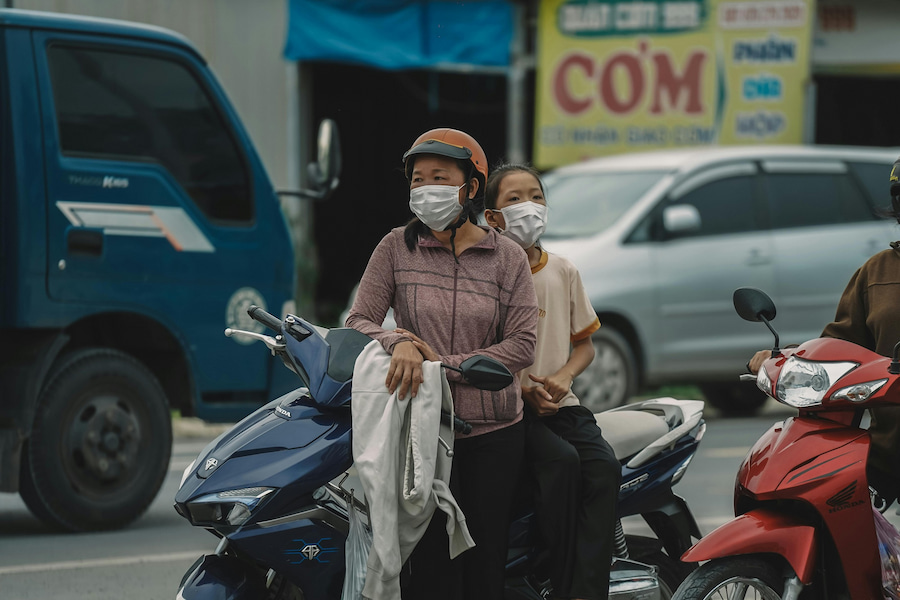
[849,162,892,209]
[764,173,872,229]
[46,45,252,224]
[666,175,759,237]
[542,171,666,238]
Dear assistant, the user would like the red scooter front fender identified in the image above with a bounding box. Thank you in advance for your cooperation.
[680,508,817,584]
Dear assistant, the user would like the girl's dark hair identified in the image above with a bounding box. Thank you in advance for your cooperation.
[403,156,485,250]
[484,163,545,210]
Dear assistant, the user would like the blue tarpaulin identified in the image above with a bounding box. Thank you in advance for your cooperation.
[284,0,513,70]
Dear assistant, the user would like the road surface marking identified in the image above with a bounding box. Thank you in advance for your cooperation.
[0,550,206,575]
[704,447,751,458]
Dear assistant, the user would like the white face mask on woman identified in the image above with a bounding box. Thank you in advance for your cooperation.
[497,202,548,249]
[409,184,465,231]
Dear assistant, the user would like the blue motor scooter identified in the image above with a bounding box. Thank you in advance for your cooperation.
[174,306,704,599]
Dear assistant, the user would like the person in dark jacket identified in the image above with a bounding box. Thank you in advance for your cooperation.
[748,155,900,506]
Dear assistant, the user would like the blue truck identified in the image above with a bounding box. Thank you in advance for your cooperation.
[0,9,338,531]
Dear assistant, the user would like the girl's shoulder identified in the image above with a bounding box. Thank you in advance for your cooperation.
[542,250,581,275]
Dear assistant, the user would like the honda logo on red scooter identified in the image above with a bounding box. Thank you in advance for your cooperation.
[826,481,864,513]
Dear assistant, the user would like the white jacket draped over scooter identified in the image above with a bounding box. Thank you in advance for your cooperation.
[351,340,475,600]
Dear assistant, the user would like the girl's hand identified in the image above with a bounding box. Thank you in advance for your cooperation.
[540,370,574,404]
[521,384,558,417]
[388,341,424,399]
[394,328,440,362]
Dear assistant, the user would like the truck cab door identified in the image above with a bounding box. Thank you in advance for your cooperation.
[32,32,294,409]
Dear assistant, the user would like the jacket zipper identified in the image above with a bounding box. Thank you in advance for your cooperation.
[450,258,459,353]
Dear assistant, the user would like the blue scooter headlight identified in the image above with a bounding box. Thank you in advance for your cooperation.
[187,487,277,527]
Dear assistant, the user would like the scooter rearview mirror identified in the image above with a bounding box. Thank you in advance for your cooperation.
[456,355,513,392]
[733,287,781,357]
[733,287,776,323]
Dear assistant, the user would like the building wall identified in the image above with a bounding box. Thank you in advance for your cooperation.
[14,0,295,190]
[814,0,900,70]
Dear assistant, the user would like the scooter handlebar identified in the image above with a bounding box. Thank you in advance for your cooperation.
[248,305,282,333]
[739,373,756,382]
[441,411,472,435]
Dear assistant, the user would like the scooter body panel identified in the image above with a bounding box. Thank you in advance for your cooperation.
[230,515,347,599]
[739,416,862,496]
[730,415,882,598]
[176,555,267,600]
[680,508,818,583]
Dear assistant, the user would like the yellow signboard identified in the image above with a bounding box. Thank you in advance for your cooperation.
[534,0,814,168]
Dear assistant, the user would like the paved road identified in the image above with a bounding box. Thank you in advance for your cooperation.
[2,409,899,599]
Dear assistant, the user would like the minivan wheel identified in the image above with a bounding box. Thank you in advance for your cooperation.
[700,382,767,416]
[573,327,637,413]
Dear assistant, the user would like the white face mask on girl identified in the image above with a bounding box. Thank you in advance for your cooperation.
[497,202,548,249]
[409,184,465,231]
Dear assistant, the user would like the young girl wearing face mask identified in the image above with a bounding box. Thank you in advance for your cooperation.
[346,130,538,600]
[485,164,620,600]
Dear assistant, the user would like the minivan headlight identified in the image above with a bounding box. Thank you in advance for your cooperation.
[187,487,276,527]
[776,357,857,407]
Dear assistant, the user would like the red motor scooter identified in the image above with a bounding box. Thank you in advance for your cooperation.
[672,287,900,600]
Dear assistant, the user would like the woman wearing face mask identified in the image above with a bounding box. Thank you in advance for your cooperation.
[485,164,620,600]
[346,129,538,600]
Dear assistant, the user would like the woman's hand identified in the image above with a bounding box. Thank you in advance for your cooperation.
[394,328,440,362]
[388,341,424,399]
[521,382,558,417]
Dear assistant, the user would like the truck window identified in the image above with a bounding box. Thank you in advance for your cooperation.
[46,45,252,224]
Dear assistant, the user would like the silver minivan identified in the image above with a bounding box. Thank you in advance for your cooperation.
[540,145,900,414]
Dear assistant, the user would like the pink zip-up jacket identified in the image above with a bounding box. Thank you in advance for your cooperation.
[346,225,538,437]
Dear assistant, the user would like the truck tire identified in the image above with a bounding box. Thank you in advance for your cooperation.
[572,327,637,413]
[700,381,767,416]
[20,348,172,531]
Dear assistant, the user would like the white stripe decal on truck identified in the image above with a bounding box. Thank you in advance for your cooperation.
[56,201,215,253]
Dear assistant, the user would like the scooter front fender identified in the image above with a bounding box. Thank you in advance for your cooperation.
[680,508,817,584]
[176,554,267,600]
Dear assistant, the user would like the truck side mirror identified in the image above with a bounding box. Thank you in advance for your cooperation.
[315,118,341,184]
[278,118,342,201]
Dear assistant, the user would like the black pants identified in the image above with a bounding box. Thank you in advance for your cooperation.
[401,420,526,600]
[525,405,621,600]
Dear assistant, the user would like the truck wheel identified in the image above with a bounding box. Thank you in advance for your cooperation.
[20,348,172,531]
[572,327,637,413]
[700,382,767,417]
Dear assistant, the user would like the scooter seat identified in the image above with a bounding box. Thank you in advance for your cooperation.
[594,411,670,461]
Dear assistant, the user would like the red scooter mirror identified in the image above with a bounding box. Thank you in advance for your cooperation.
[733,287,777,323]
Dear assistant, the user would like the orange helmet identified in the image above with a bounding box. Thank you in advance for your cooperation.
[402,128,488,183]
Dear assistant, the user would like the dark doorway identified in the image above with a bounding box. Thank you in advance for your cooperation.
[309,63,525,325]
[815,75,900,147]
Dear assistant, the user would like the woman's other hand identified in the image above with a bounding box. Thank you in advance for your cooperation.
[388,341,424,399]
